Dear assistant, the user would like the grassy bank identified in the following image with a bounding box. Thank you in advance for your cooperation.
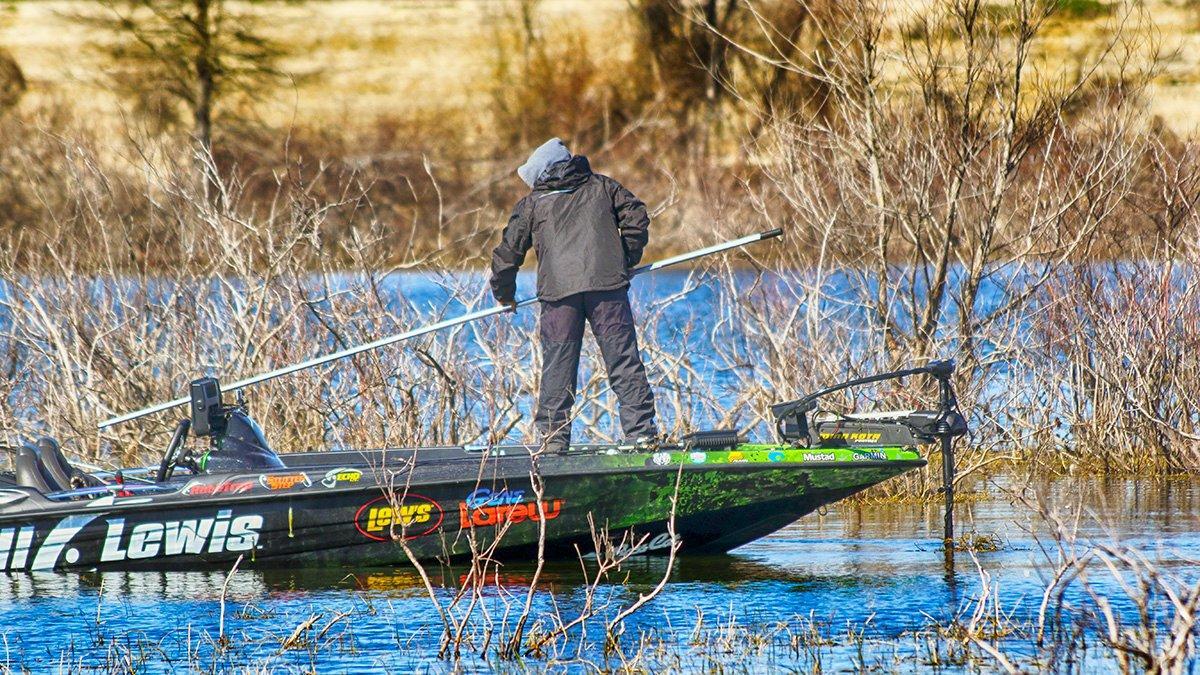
[3,0,1200,133]
[1,0,1198,270]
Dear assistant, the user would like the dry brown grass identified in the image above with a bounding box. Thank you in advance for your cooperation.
[0,0,629,133]
[1,0,1198,136]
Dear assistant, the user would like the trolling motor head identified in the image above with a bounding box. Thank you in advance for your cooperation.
[157,377,284,481]
[771,360,968,448]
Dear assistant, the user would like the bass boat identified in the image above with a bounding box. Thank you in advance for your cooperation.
[0,363,965,571]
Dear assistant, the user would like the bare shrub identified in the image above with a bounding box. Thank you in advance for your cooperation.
[0,46,23,112]
[485,0,655,152]
[689,0,1200,485]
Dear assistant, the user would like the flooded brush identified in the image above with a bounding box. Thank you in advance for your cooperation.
[952,531,1005,553]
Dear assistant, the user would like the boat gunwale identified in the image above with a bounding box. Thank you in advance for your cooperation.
[0,457,927,520]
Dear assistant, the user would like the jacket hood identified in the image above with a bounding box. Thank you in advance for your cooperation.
[518,137,572,188]
[535,155,593,191]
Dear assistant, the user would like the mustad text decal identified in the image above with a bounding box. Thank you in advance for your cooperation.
[355,494,443,541]
[0,509,263,571]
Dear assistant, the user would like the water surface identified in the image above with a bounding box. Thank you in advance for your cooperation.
[2,474,1196,672]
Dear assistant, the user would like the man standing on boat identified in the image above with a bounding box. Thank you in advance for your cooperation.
[490,137,658,453]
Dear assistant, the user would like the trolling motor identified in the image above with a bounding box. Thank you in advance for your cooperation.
[771,360,968,545]
[156,377,284,481]
[771,360,967,449]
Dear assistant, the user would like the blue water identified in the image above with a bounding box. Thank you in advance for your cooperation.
[2,475,1197,672]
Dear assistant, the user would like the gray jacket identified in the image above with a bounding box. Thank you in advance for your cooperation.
[490,156,650,302]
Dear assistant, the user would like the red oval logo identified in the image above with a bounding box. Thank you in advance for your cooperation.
[354,494,443,541]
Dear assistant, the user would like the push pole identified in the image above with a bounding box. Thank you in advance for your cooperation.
[99,228,785,429]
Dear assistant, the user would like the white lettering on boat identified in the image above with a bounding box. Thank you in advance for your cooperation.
[101,510,262,562]
[584,532,675,560]
[31,515,99,570]
[0,525,45,571]
[0,509,264,571]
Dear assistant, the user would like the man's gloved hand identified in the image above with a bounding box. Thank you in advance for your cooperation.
[498,298,518,312]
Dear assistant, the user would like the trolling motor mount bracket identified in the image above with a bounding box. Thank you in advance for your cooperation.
[771,360,967,447]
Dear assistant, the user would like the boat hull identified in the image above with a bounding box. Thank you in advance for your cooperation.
[0,445,924,571]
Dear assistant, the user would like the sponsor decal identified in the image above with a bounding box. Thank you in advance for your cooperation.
[322,468,363,488]
[728,451,747,462]
[768,450,785,462]
[259,473,311,491]
[651,452,671,466]
[355,494,443,541]
[585,532,675,560]
[458,498,564,530]
[464,487,525,509]
[802,452,837,462]
[689,452,706,464]
[0,509,263,571]
[820,431,883,443]
[100,509,262,562]
[184,479,255,496]
[854,450,889,461]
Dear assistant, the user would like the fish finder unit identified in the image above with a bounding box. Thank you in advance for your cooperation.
[189,376,223,437]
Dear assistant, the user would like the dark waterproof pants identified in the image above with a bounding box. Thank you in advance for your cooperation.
[536,288,657,450]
